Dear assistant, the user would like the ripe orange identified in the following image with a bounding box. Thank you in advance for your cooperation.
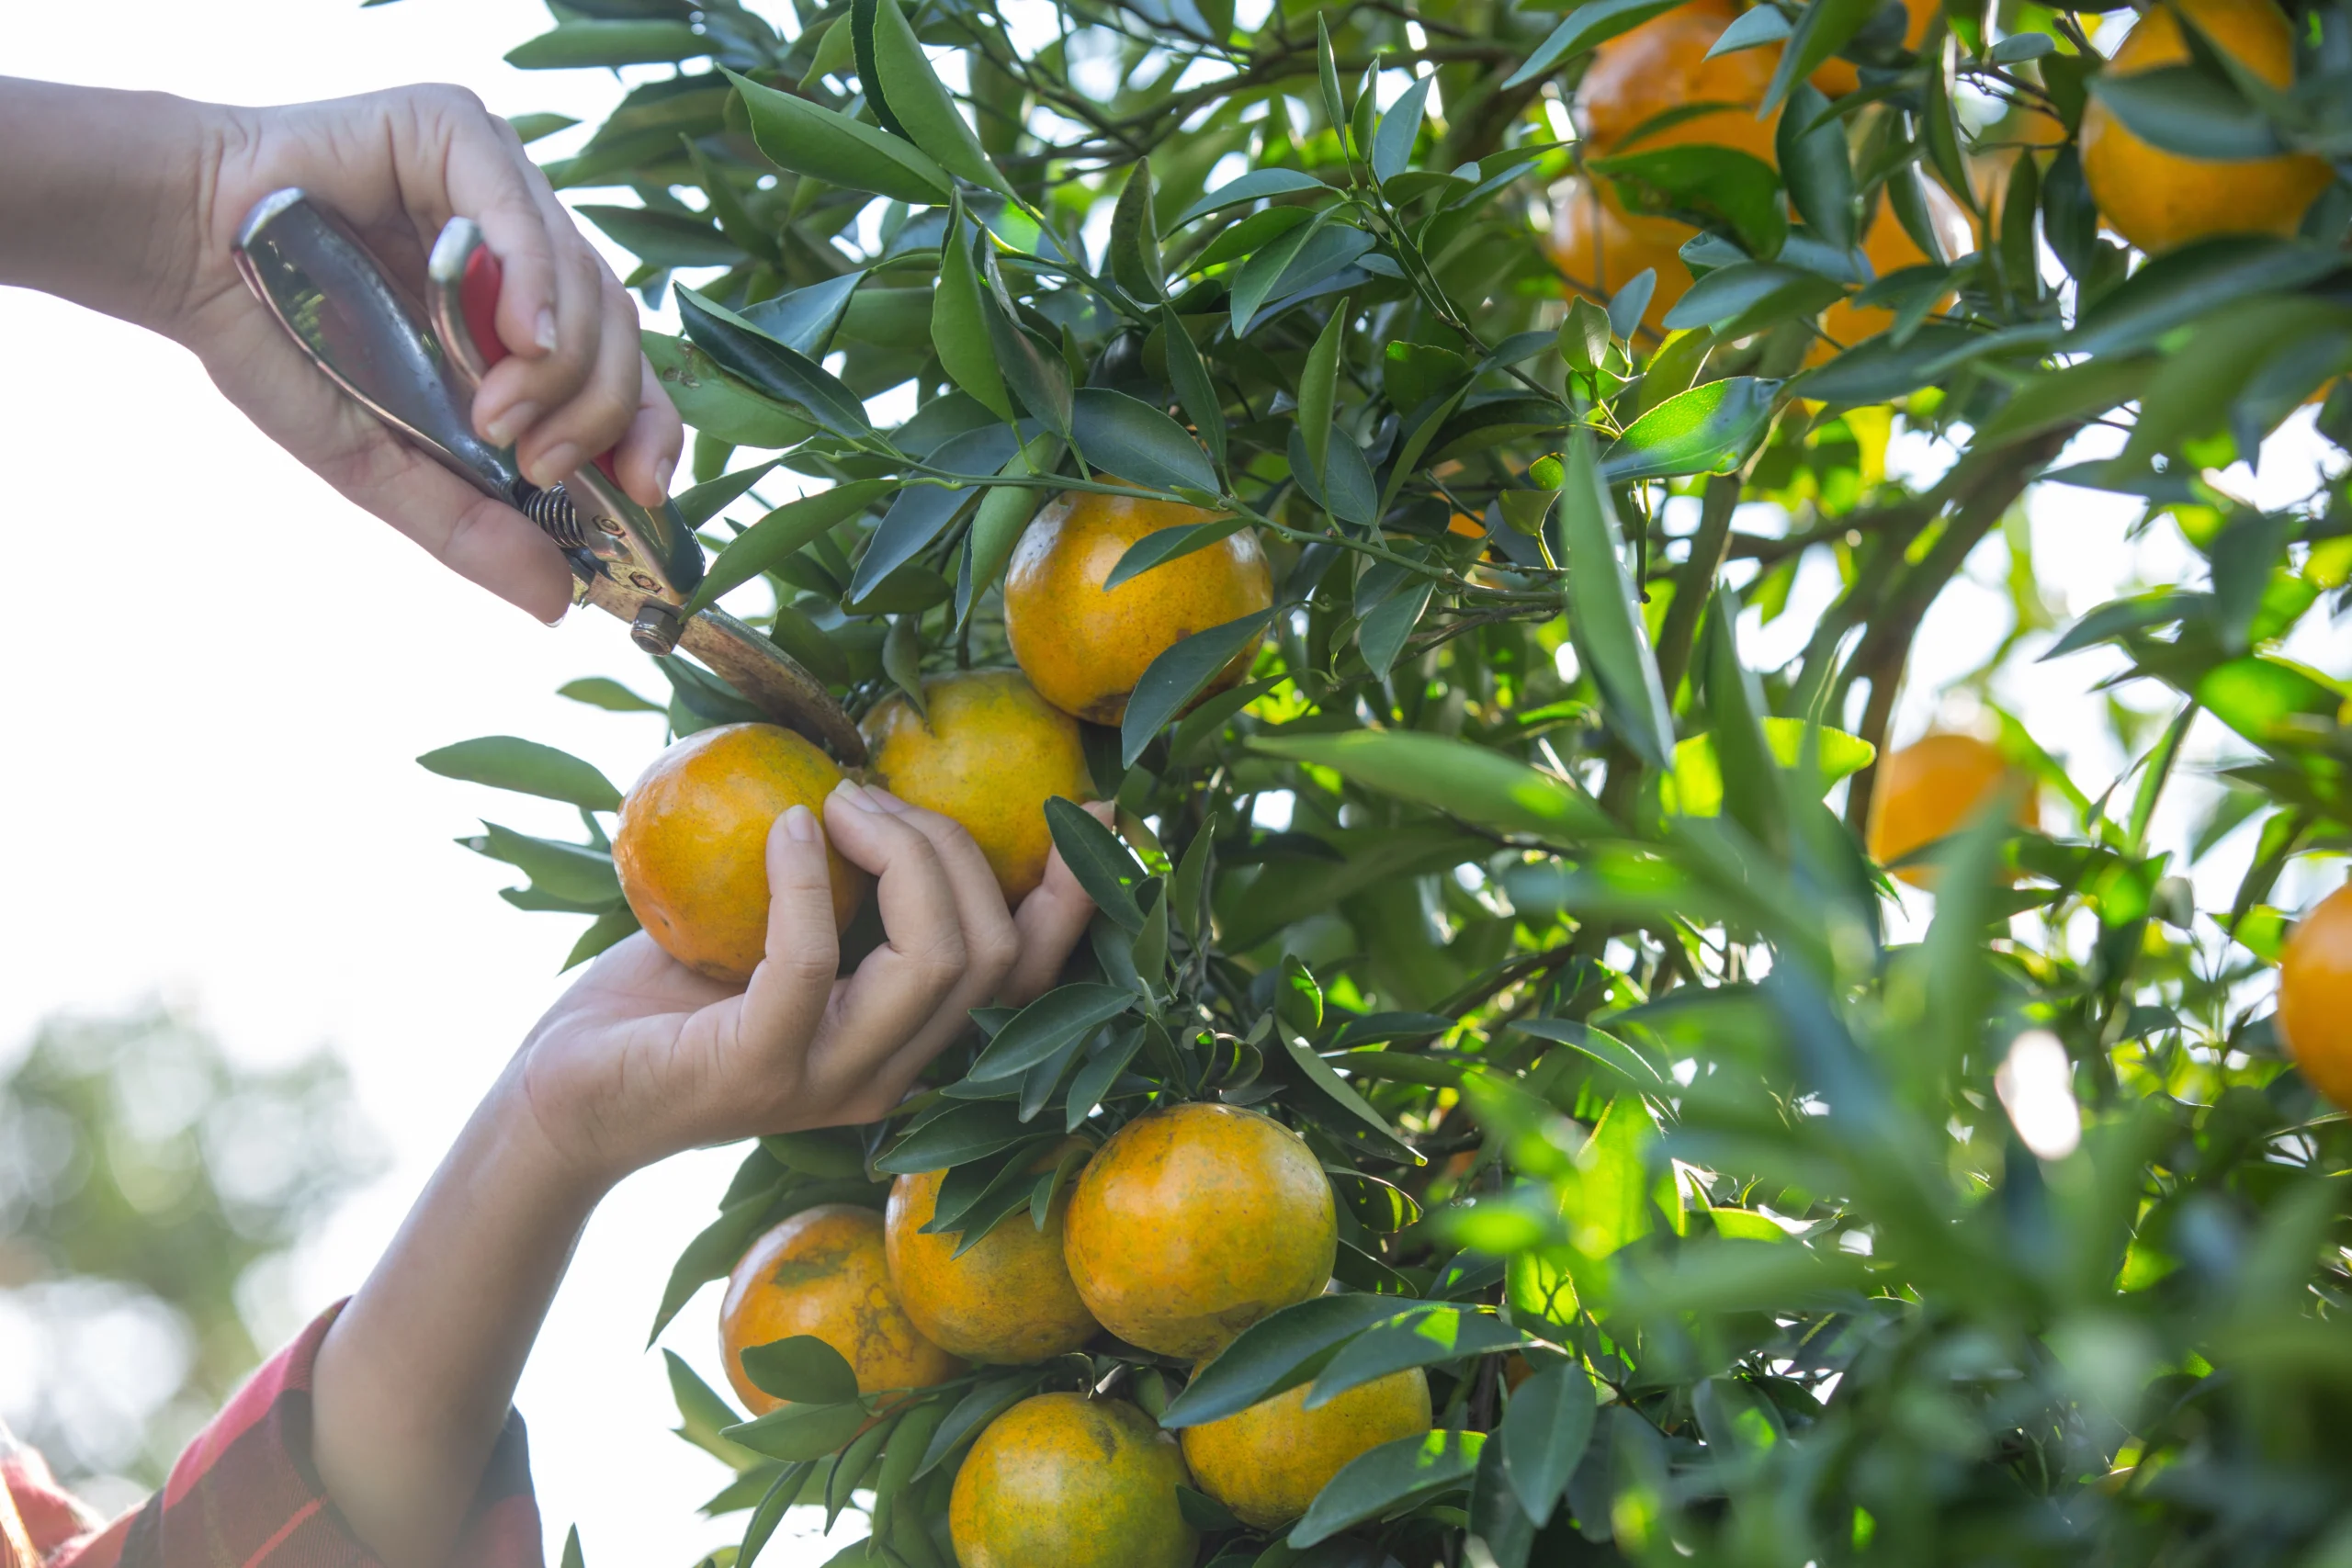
[1810,183,1974,363]
[1810,0,1939,96]
[947,1393,1195,1568]
[1002,490,1272,725]
[2080,0,2331,254]
[1179,1369,1432,1529]
[1576,0,1779,167]
[718,1204,962,1416]
[884,1140,1101,1364]
[1865,732,2034,888]
[1061,1102,1337,1359]
[1549,178,1693,334]
[860,670,1094,904]
[2279,883,2352,1110]
[613,722,863,983]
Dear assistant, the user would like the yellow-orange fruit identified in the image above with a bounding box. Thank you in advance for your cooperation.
[1811,0,1939,96]
[613,723,863,983]
[2080,0,2331,254]
[718,1204,962,1416]
[1003,490,1272,725]
[1577,0,1780,167]
[1810,183,1975,363]
[947,1393,1195,1568]
[1865,733,2035,888]
[1549,178,1694,334]
[1061,1102,1337,1359]
[860,670,1094,904]
[1180,1369,1433,1529]
[884,1142,1101,1364]
[2280,883,2352,1110]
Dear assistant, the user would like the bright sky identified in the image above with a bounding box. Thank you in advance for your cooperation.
[1,4,2341,1566]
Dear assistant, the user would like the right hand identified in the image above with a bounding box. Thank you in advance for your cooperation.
[509,786,1105,1185]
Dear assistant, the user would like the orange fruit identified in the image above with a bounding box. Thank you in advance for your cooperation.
[860,670,1094,904]
[1002,489,1272,725]
[613,722,863,983]
[2279,883,2352,1110]
[718,1203,962,1416]
[2080,0,2331,254]
[1179,1369,1432,1529]
[1809,182,1975,363]
[884,1140,1101,1364]
[1061,1102,1337,1359]
[1549,177,1693,334]
[947,1393,1195,1568]
[1576,0,1780,168]
[1811,0,1939,96]
[1865,733,2035,888]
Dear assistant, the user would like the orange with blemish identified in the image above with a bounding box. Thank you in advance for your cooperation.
[718,1203,961,1416]
[884,1140,1101,1364]
[1003,490,1272,725]
[860,670,1094,905]
[1061,1102,1337,1359]
[613,723,863,983]
[1180,1369,1432,1529]
[948,1393,1195,1568]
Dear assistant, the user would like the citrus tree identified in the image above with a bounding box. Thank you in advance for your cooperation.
[413,0,2352,1561]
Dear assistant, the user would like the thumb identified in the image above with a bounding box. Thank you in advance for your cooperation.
[739,805,842,1046]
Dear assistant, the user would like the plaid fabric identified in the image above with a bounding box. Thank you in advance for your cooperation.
[4,1305,540,1568]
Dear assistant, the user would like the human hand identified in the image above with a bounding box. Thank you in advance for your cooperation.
[174,86,683,622]
[512,786,1104,1184]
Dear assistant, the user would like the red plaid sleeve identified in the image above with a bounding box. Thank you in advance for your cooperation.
[19,1304,541,1568]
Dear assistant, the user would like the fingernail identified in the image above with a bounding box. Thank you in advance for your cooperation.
[865,786,911,815]
[483,401,539,446]
[534,308,559,353]
[831,779,878,812]
[540,606,567,628]
[783,804,818,842]
[653,456,676,496]
[530,442,582,486]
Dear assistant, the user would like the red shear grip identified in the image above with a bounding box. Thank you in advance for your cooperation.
[460,245,509,370]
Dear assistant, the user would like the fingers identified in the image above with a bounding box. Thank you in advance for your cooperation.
[615,358,686,508]
[858,791,1022,1074]
[737,806,848,1051]
[1004,831,1103,1007]
[432,91,562,370]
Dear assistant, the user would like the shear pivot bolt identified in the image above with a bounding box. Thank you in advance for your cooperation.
[630,602,684,655]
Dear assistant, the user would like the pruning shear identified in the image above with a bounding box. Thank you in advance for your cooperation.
[231,187,865,764]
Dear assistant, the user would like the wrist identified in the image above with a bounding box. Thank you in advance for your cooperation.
[477,1060,626,1216]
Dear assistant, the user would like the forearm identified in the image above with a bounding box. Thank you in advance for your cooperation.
[0,78,219,331]
[310,1063,612,1568]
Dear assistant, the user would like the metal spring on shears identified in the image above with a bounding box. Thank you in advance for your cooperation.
[514,482,587,550]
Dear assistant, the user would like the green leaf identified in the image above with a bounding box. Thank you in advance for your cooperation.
[1289,1430,1486,1547]
[505,111,578,144]
[1601,376,1779,482]
[645,333,818,451]
[1159,1293,1418,1427]
[1559,434,1675,769]
[1760,0,1883,112]
[1122,612,1273,766]
[677,288,876,444]
[1975,355,2149,447]
[741,273,865,357]
[725,66,950,206]
[559,677,664,714]
[1593,145,1785,260]
[739,1336,861,1406]
[1159,307,1227,477]
[875,1100,1037,1173]
[980,277,1073,440]
[1503,0,1688,88]
[418,737,621,812]
[1298,306,1348,492]
[966,984,1139,1081]
[685,480,893,615]
[915,1375,1039,1478]
[761,1130,871,1179]
[465,823,620,906]
[960,434,1061,625]
[2193,656,2344,747]
[867,0,1013,193]
[1317,16,1348,153]
[853,426,1023,602]
[2091,62,2283,161]
[1111,160,1166,302]
[1372,77,1433,184]
[1920,37,1974,215]
[2067,237,2346,356]
[1250,730,1611,842]
[1172,168,1331,226]
[560,1526,586,1568]
[1360,580,1434,680]
[1660,263,1841,335]
[1065,1024,1147,1131]
[1706,4,1792,56]
[649,1187,781,1345]
[932,205,1015,421]
[722,1401,872,1463]
[1106,517,1253,591]
[1500,1362,1597,1528]
[1775,83,1855,253]
[578,204,741,268]
[675,460,782,528]
[1275,1023,1423,1165]
[1177,1485,1242,1532]
[1305,1307,1525,1407]
[1045,797,1148,931]
[668,1348,763,1470]
[560,904,640,971]
[507,19,707,67]
[1666,717,1875,816]
[1069,389,1219,495]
